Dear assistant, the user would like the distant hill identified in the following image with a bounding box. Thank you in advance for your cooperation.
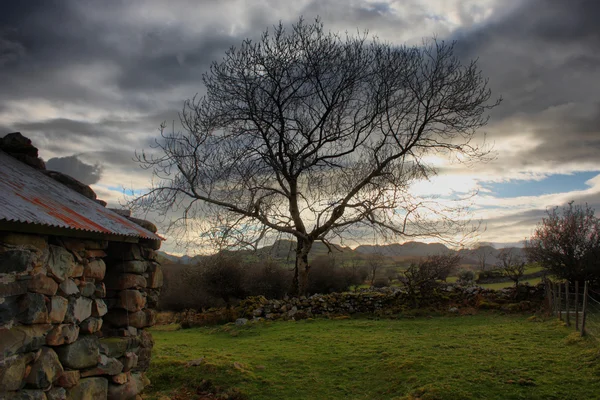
[158,240,525,268]
[355,241,451,257]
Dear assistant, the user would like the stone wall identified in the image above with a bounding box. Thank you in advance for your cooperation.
[0,232,163,399]
[233,284,545,322]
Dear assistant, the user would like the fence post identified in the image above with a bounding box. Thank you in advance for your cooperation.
[565,281,570,327]
[581,281,588,337]
[546,279,553,315]
[575,281,579,331]
[558,282,562,321]
[553,282,558,316]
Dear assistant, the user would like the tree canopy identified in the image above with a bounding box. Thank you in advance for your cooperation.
[134,18,499,294]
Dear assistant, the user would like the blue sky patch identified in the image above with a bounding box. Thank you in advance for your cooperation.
[483,171,599,198]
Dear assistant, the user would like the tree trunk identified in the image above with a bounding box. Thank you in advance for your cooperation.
[293,238,313,296]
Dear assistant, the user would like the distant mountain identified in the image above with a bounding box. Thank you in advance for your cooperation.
[158,241,525,268]
[355,241,451,257]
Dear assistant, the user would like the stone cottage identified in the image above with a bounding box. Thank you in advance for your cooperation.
[0,133,164,399]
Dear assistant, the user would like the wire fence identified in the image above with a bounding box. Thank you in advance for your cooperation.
[545,279,600,338]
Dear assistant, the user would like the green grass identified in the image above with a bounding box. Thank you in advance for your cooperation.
[145,314,600,400]
[479,278,543,290]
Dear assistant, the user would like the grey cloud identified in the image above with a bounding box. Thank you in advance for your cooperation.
[46,155,103,185]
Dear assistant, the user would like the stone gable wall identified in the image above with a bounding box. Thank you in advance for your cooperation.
[0,232,163,400]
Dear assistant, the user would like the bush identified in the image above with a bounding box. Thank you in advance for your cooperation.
[308,256,362,294]
[372,277,389,288]
[243,259,293,299]
[457,269,475,285]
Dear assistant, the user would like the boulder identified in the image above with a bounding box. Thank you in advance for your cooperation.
[83,259,106,281]
[92,299,108,317]
[94,283,106,298]
[46,324,79,346]
[103,274,146,290]
[55,370,80,389]
[0,132,39,157]
[107,372,147,400]
[0,280,28,297]
[98,338,131,359]
[57,280,78,297]
[103,309,149,329]
[25,347,63,389]
[78,282,95,298]
[0,324,53,358]
[0,233,47,250]
[48,296,68,323]
[47,246,75,282]
[146,266,163,289]
[42,170,97,200]
[27,274,58,296]
[0,248,38,274]
[112,261,148,274]
[18,293,48,324]
[117,290,146,312]
[110,372,129,385]
[80,355,123,378]
[0,389,48,399]
[79,317,103,334]
[119,352,138,372]
[46,387,67,400]
[67,377,108,400]
[64,297,92,324]
[127,217,157,233]
[55,336,99,370]
[0,352,36,391]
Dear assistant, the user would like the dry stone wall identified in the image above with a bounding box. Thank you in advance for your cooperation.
[0,232,163,400]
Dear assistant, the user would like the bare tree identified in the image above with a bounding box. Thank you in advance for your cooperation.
[367,253,385,287]
[473,242,495,272]
[133,18,499,295]
[526,202,600,284]
[496,248,526,287]
[420,253,461,282]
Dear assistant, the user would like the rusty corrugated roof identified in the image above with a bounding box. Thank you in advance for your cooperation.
[0,150,161,241]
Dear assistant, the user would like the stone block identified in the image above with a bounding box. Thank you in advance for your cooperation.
[83,259,106,281]
[84,249,107,258]
[27,274,58,296]
[110,372,129,385]
[98,337,130,359]
[0,389,47,399]
[92,299,107,317]
[25,347,63,389]
[107,372,146,400]
[0,280,28,297]
[46,387,66,400]
[57,280,78,297]
[103,309,148,329]
[64,297,92,324]
[119,352,138,372]
[0,233,47,251]
[117,290,146,312]
[78,282,95,298]
[0,295,18,326]
[55,370,80,388]
[55,336,99,369]
[103,274,146,290]
[67,377,108,400]
[70,263,83,278]
[0,352,35,391]
[18,293,48,324]
[146,266,163,289]
[79,317,103,334]
[0,324,52,359]
[46,246,75,282]
[0,249,38,274]
[80,355,123,378]
[46,324,79,346]
[48,296,68,323]
[94,283,106,298]
[107,244,142,261]
[111,261,148,274]
[135,348,152,372]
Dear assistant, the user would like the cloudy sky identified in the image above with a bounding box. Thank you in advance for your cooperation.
[1,0,599,253]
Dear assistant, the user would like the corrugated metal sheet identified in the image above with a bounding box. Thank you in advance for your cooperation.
[0,150,161,241]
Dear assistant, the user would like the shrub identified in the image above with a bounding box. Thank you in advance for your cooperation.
[243,259,293,299]
[457,269,475,285]
[308,256,361,294]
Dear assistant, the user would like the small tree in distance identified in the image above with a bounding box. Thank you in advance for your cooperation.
[525,202,600,284]
[496,248,525,287]
[133,17,499,295]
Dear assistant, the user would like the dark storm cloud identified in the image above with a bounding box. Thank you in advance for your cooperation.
[46,155,103,185]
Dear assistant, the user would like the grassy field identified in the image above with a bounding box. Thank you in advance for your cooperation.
[144,314,600,400]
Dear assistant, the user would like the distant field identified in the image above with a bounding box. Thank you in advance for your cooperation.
[144,314,600,400]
